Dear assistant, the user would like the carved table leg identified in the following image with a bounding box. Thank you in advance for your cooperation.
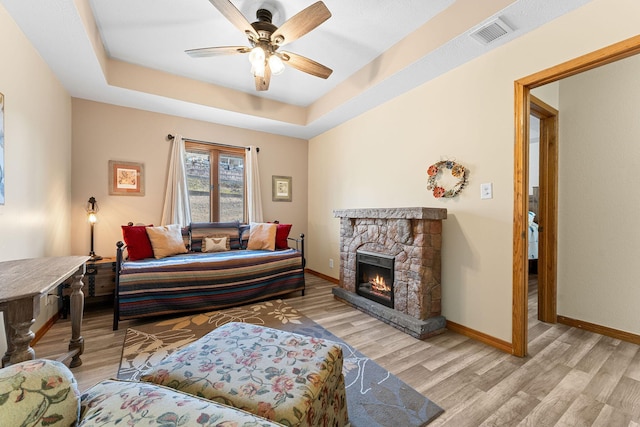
[3,297,40,366]
[68,266,85,367]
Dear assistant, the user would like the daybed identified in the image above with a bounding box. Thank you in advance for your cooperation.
[113,221,305,330]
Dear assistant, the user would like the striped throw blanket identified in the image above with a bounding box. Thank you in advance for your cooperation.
[117,249,304,321]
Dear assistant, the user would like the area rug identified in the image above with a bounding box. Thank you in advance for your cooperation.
[117,299,443,426]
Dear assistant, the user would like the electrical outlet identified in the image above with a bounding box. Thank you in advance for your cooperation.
[329,259,334,268]
[480,183,493,199]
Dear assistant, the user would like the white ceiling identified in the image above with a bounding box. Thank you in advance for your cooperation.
[1,0,593,139]
[91,0,455,107]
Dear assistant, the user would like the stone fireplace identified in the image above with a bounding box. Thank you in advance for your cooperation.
[332,207,447,339]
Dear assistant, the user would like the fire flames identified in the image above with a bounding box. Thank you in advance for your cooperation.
[369,275,391,296]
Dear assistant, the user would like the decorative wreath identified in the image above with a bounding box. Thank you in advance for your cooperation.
[427,160,469,198]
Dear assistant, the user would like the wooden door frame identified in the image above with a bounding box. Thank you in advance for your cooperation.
[512,34,640,357]
[530,96,558,324]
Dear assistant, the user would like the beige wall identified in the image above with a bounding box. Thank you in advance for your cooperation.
[308,0,640,342]
[0,4,73,353]
[556,54,640,334]
[71,99,308,259]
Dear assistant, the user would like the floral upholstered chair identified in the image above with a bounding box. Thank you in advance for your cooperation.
[0,359,80,426]
[0,359,287,426]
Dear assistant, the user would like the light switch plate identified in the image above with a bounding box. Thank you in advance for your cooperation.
[481,183,493,199]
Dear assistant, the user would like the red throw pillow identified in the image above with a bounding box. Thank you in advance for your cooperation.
[121,224,154,261]
[274,224,292,250]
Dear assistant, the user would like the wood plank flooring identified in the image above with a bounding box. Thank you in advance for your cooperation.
[34,273,640,426]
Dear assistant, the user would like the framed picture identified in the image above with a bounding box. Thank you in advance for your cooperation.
[272,175,292,202]
[109,160,145,196]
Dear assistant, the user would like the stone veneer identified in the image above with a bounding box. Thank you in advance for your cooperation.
[332,207,447,339]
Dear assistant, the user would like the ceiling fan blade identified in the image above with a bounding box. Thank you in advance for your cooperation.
[255,64,271,91]
[185,46,250,58]
[208,0,259,41]
[279,51,332,79]
[271,1,331,47]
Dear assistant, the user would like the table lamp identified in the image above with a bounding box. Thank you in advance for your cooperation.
[87,196,102,261]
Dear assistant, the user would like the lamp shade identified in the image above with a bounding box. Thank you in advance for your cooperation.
[248,46,265,64]
[86,196,98,213]
[269,55,285,75]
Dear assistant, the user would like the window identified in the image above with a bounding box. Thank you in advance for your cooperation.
[185,142,245,223]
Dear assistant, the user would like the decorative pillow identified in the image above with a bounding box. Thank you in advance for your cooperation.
[246,222,277,251]
[180,225,191,250]
[239,224,251,249]
[145,224,189,259]
[0,359,80,427]
[202,235,229,252]
[274,223,293,250]
[121,224,154,260]
[190,221,241,251]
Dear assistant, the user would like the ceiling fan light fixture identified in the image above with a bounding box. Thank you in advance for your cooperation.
[248,46,265,65]
[269,55,285,75]
[191,0,333,91]
[248,46,266,77]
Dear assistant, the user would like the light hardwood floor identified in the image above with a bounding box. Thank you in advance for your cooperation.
[34,273,640,426]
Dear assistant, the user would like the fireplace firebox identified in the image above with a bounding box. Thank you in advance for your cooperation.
[356,250,394,308]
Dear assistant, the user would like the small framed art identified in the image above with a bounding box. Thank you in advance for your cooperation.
[109,160,145,196]
[272,175,292,202]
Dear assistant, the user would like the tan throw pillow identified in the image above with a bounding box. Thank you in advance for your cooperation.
[146,224,189,259]
[247,222,277,251]
[203,236,229,253]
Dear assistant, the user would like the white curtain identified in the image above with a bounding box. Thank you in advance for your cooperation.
[160,134,191,226]
[246,146,263,223]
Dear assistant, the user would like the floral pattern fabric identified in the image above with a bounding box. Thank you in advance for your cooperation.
[140,322,349,427]
[79,379,283,427]
[0,359,80,427]
[118,300,444,426]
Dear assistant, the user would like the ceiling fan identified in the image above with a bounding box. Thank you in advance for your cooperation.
[186,0,333,91]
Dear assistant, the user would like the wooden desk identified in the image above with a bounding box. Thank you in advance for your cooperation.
[0,256,88,367]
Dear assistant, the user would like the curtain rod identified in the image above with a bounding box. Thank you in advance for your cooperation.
[167,134,259,152]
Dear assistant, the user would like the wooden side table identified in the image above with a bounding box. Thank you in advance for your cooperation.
[61,257,115,317]
[86,257,116,300]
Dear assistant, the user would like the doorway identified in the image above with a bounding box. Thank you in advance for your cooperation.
[511,34,640,357]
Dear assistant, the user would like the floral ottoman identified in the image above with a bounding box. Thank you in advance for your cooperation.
[140,321,349,427]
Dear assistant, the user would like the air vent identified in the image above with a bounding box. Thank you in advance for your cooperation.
[470,17,513,45]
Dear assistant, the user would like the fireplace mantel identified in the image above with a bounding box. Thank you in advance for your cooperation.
[333,207,447,220]
[332,207,447,339]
